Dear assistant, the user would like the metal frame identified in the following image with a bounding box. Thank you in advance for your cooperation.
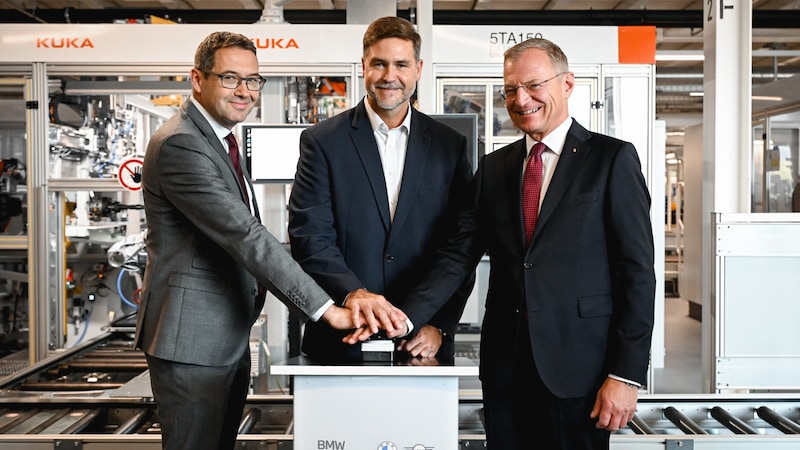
[712,212,800,391]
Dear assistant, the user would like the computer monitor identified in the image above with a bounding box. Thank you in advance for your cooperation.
[428,113,480,173]
[241,123,310,183]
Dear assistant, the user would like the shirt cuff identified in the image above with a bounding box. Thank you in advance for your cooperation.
[309,299,334,322]
[608,374,642,388]
[403,319,414,337]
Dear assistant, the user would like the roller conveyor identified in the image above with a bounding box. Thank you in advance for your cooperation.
[2,331,800,448]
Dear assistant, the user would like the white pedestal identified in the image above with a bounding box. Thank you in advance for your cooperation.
[271,356,477,450]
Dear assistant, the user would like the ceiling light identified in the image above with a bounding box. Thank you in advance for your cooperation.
[655,51,705,61]
[752,95,784,101]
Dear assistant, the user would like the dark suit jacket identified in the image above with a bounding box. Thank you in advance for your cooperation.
[135,100,331,367]
[288,100,475,361]
[405,119,655,398]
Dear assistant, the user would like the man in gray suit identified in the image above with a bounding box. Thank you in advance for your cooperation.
[135,31,406,450]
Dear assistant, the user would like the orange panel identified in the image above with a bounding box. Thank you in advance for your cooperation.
[618,26,656,64]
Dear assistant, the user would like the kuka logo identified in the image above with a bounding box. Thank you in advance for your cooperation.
[36,37,95,49]
[251,37,299,49]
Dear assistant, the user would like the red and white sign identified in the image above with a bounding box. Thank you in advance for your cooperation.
[117,157,144,191]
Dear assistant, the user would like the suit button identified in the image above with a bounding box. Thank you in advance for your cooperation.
[523,261,533,269]
[385,255,394,262]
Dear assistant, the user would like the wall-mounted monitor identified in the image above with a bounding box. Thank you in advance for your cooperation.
[428,113,480,173]
[242,124,310,183]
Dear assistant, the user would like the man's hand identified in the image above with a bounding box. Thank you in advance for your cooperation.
[320,305,360,330]
[397,324,442,358]
[337,289,407,344]
[590,377,639,432]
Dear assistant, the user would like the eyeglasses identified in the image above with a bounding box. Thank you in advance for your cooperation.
[499,72,565,100]
[202,70,266,92]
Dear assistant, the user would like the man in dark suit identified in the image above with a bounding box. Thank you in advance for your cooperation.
[288,16,475,362]
[136,31,405,450]
[390,38,656,449]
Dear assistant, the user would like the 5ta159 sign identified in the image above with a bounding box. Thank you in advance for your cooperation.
[118,157,144,191]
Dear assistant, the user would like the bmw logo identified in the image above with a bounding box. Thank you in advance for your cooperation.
[377,442,397,450]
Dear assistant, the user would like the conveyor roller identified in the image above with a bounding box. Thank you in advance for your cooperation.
[2,330,800,449]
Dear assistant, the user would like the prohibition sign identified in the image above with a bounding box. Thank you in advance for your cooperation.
[118,157,144,191]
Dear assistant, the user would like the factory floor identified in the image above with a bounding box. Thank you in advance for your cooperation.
[652,295,703,394]
[456,294,705,396]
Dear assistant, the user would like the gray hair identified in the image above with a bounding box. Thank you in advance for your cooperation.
[504,38,569,73]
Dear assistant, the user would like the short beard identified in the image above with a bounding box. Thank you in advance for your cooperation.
[367,84,415,111]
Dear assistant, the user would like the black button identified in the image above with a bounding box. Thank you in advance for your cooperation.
[385,255,394,262]
[523,261,532,269]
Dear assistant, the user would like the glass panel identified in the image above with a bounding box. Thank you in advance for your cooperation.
[490,82,523,139]
[605,76,650,172]
[0,79,27,236]
[442,84,490,158]
[0,255,29,375]
[766,117,800,212]
[48,75,184,180]
[570,79,595,132]
[286,76,349,124]
[59,191,147,347]
[752,123,766,212]
[0,78,30,374]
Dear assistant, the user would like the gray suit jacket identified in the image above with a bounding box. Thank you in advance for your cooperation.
[135,100,331,367]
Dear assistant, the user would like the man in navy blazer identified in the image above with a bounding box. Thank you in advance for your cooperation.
[393,38,656,449]
[137,32,405,450]
[288,16,475,362]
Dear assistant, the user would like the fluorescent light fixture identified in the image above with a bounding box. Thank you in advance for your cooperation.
[665,152,677,159]
[687,92,784,101]
[666,131,685,137]
[752,95,784,101]
[667,158,680,164]
[655,51,705,61]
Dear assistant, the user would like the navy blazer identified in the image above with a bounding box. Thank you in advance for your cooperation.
[404,119,656,398]
[288,100,475,361]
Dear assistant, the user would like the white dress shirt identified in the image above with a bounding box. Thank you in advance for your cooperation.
[365,98,411,222]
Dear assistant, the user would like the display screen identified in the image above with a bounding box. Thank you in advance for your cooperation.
[429,113,480,173]
[242,124,310,183]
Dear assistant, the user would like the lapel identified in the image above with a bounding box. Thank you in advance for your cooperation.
[184,101,258,215]
[389,108,427,239]
[184,100,230,172]
[350,101,391,232]
[530,120,592,247]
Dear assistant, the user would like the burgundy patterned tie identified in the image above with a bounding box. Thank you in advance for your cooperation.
[224,133,250,206]
[522,142,546,245]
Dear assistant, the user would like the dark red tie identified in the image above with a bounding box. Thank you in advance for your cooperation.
[225,133,250,206]
[522,142,546,245]
[226,132,265,301]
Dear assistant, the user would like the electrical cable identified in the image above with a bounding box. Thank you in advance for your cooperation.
[72,306,92,347]
[116,269,139,310]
